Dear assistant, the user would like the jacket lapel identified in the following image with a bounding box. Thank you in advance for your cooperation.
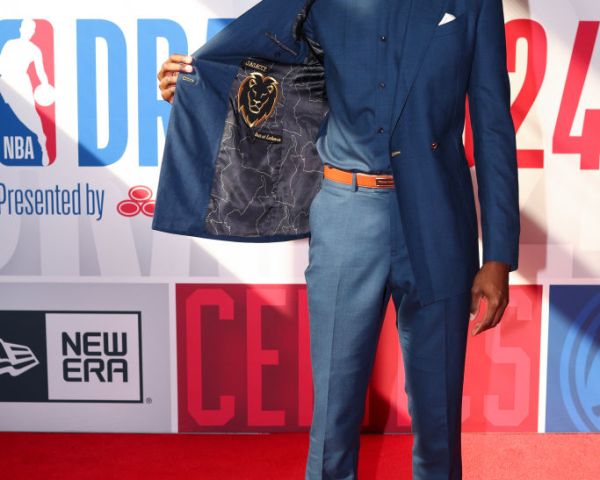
[389,0,449,137]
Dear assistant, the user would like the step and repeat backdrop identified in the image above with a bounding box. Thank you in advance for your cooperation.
[0,0,599,433]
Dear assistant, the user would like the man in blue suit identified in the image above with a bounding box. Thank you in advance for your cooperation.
[155,0,520,478]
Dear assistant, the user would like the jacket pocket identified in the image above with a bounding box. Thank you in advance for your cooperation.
[432,13,467,37]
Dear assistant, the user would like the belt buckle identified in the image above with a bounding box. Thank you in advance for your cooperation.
[375,176,394,188]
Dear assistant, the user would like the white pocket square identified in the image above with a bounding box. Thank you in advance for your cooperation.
[438,12,456,26]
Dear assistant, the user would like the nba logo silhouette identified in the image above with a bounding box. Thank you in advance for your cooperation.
[0,19,56,167]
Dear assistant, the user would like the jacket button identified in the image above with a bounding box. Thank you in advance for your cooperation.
[431,142,439,150]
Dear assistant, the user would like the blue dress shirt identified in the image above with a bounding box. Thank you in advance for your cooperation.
[303,0,412,174]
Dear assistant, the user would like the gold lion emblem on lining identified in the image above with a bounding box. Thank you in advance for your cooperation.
[237,71,280,128]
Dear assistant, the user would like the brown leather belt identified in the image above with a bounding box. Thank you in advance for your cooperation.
[323,164,395,189]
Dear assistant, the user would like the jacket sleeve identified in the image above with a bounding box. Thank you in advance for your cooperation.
[467,0,520,272]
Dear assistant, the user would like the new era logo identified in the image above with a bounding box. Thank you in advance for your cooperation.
[0,337,39,377]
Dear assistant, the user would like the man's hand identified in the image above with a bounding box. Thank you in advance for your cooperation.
[157,54,193,104]
[470,261,510,336]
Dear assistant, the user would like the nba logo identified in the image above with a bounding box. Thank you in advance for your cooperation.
[0,19,56,167]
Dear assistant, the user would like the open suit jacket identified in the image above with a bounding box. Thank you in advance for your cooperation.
[152,0,520,307]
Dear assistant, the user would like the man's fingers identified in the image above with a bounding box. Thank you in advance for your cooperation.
[472,295,492,335]
[157,56,193,81]
[470,286,482,317]
[168,54,192,64]
[472,296,506,335]
[158,63,193,81]
[490,298,508,328]
[167,86,176,104]
[487,291,508,329]
[470,262,510,336]
[164,62,193,74]
[159,72,179,90]
[160,85,176,103]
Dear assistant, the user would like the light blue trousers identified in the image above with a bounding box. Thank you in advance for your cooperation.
[304,175,471,480]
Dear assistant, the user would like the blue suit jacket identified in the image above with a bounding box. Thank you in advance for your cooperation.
[152,0,520,307]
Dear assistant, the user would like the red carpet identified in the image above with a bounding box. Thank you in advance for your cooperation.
[1,432,599,479]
